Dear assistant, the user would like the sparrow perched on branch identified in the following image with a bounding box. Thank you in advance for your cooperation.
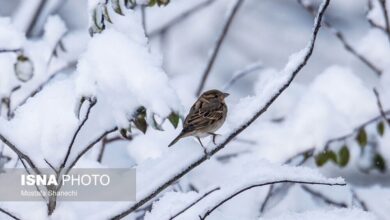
[168,89,229,155]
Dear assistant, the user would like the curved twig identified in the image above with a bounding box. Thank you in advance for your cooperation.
[199,180,345,219]
[223,61,263,90]
[60,98,97,169]
[110,1,330,218]
[170,187,220,220]
[373,88,390,125]
[196,0,245,95]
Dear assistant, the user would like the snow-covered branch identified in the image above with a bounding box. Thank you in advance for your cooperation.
[0,207,21,220]
[110,0,330,218]
[199,180,345,220]
[196,0,245,95]
[169,187,220,220]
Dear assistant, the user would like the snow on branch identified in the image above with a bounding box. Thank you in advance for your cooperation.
[196,0,245,96]
[110,0,331,218]
[0,207,21,220]
[199,180,345,220]
[297,0,382,76]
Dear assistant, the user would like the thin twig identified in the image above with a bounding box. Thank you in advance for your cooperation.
[148,0,217,38]
[324,109,390,150]
[0,134,41,175]
[199,180,345,219]
[26,0,48,37]
[301,185,348,208]
[223,61,263,90]
[379,0,390,44]
[0,207,21,220]
[367,0,388,32]
[297,0,382,76]
[351,188,368,211]
[196,0,245,95]
[12,61,76,114]
[141,6,147,37]
[259,148,315,213]
[66,127,118,174]
[97,135,128,163]
[0,49,22,53]
[170,187,220,220]
[373,88,390,125]
[110,1,330,218]
[60,98,97,169]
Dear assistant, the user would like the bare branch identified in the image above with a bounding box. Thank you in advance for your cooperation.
[297,0,382,76]
[0,207,21,220]
[97,135,129,163]
[373,88,390,125]
[199,180,345,220]
[351,188,368,211]
[0,134,41,175]
[170,187,220,220]
[60,98,97,169]
[324,109,390,150]
[223,61,263,90]
[379,0,390,44]
[196,0,245,95]
[0,49,22,53]
[110,1,330,218]
[301,185,348,208]
[259,148,315,213]
[141,6,147,37]
[148,0,217,38]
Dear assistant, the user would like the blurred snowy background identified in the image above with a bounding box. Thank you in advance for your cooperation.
[0,0,389,219]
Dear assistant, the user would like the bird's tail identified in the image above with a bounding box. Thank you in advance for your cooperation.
[168,133,184,147]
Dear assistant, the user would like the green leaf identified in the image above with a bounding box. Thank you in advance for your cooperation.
[111,0,124,15]
[120,127,132,140]
[156,0,170,6]
[151,114,164,131]
[315,150,337,167]
[103,5,113,23]
[168,112,180,128]
[338,145,350,167]
[134,117,147,134]
[148,0,157,6]
[356,128,368,148]
[377,121,385,136]
[373,154,386,173]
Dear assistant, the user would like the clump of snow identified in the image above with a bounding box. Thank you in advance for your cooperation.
[358,29,390,71]
[0,18,25,49]
[76,4,182,127]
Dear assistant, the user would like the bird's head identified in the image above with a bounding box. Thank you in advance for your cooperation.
[201,89,230,102]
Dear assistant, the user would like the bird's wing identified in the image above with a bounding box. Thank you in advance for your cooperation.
[183,101,225,133]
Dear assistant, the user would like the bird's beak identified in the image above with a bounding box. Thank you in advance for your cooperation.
[223,93,230,98]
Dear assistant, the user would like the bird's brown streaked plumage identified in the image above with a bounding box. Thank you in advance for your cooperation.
[168,89,229,149]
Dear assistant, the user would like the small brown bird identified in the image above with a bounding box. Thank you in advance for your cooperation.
[168,89,229,154]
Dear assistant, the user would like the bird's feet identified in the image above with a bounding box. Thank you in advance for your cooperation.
[208,133,220,145]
